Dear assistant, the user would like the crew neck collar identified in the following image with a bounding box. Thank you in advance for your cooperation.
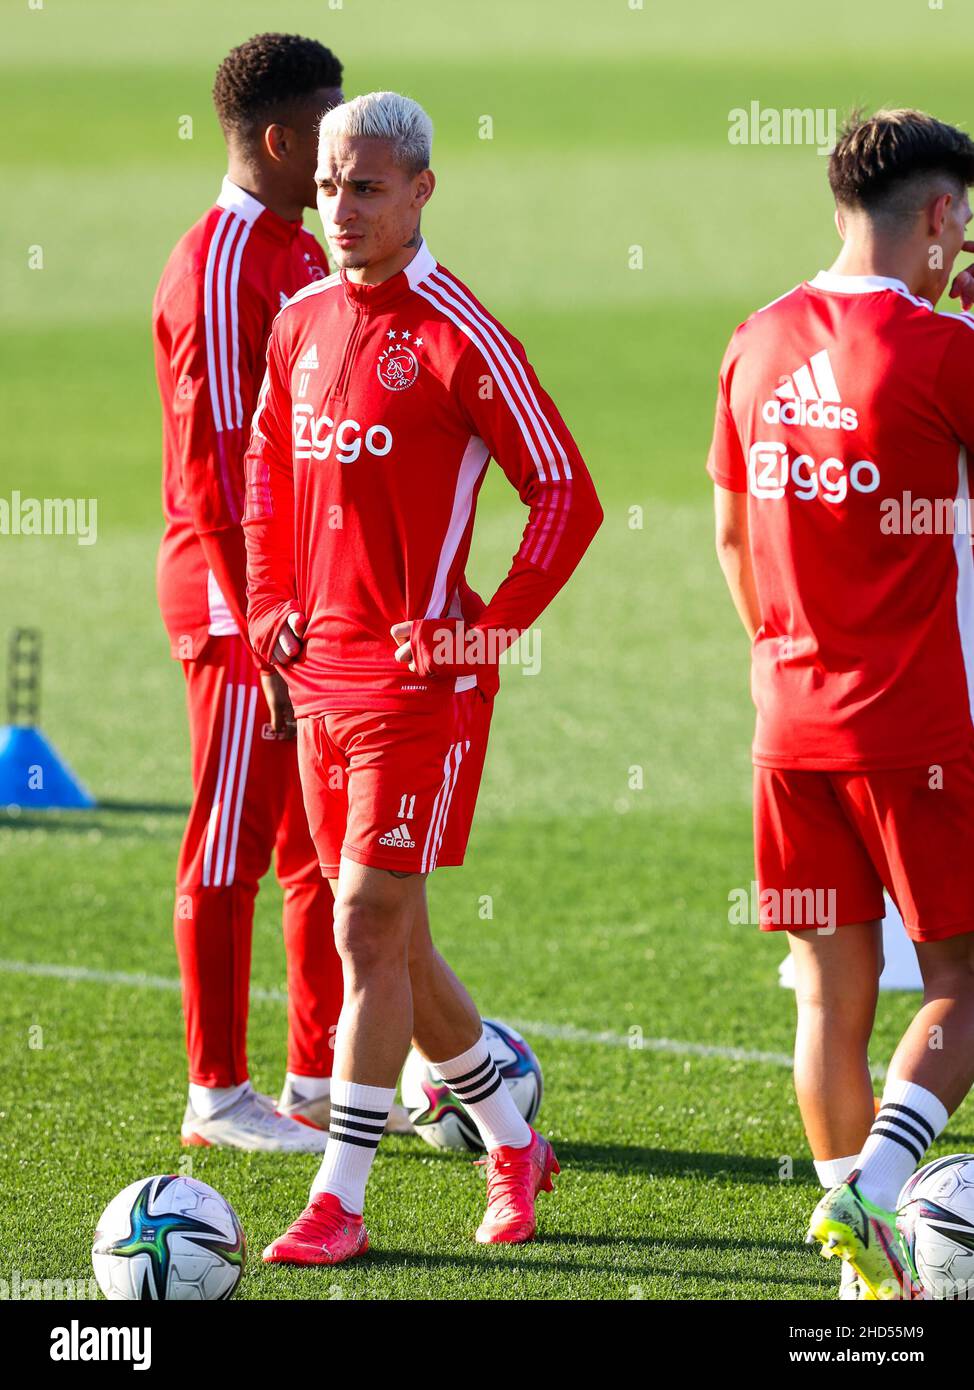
[217,176,304,243]
[808,270,911,296]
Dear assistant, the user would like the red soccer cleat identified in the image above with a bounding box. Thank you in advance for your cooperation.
[474,1129,560,1244]
[262,1192,369,1267]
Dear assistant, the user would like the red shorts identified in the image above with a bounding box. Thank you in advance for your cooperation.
[753,747,974,942]
[297,687,493,877]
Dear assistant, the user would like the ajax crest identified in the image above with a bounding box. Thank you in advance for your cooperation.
[377,330,421,391]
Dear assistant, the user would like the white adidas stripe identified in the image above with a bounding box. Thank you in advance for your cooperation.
[3,955,866,1073]
[213,214,241,431]
[228,219,253,429]
[425,435,490,622]
[201,683,235,888]
[790,363,815,402]
[807,348,839,401]
[428,745,462,871]
[276,272,342,318]
[203,210,232,434]
[434,741,470,869]
[212,683,248,888]
[202,210,254,445]
[776,348,840,403]
[412,276,554,483]
[425,739,470,872]
[251,366,273,441]
[223,685,258,886]
[427,269,571,482]
[422,742,462,872]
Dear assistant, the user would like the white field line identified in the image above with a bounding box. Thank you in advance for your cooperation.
[0,956,886,1078]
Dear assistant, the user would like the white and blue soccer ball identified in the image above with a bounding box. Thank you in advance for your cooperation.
[92,1175,245,1300]
[401,1019,543,1152]
[899,1154,974,1299]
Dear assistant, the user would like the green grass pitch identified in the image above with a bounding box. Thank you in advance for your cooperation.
[2,0,974,1300]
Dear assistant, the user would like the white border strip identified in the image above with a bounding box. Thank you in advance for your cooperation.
[0,956,887,1075]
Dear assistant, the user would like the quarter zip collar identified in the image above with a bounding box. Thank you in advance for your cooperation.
[341,239,437,312]
[217,175,305,245]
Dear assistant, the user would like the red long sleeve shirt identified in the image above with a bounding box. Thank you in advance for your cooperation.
[243,240,603,715]
[153,177,330,660]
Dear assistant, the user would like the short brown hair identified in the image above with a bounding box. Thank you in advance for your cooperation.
[828,109,974,224]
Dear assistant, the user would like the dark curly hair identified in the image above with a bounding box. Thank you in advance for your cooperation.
[829,109,974,223]
[213,33,343,139]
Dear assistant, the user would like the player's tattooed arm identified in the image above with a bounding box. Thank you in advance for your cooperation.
[385,869,416,879]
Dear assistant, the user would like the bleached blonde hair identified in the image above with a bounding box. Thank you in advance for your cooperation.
[318,91,433,173]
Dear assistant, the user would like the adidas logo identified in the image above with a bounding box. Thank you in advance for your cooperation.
[378,823,416,849]
[297,344,319,371]
[761,349,858,431]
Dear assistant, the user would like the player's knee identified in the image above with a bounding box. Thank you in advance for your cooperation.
[923,956,974,1002]
[794,983,875,1034]
[332,897,409,972]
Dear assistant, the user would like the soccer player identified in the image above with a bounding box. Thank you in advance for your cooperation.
[245,91,602,1264]
[708,109,974,1298]
[154,33,353,1149]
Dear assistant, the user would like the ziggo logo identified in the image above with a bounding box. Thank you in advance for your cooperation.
[748,442,880,503]
[293,405,393,464]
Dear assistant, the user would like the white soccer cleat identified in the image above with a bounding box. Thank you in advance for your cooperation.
[275,1079,415,1136]
[180,1086,329,1152]
[275,1078,330,1132]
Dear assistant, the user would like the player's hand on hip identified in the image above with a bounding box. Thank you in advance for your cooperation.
[949,242,974,311]
[259,669,297,740]
[390,621,417,672]
[273,612,306,666]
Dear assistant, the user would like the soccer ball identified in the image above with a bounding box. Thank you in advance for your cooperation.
[401,1019,543,1152]
[899,1154,974,1299]
[92,1175,245,1300]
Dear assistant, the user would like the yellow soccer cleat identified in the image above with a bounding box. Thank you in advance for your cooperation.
[807,1170,923,1300]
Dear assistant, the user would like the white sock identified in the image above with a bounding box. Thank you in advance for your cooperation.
[857,1078,949,1210]
[188,1080,249,1118]
[814,1154,859,1189]
[430,1031,531,1152]
[309,1079,394,1214]
[286,1072,331,1102]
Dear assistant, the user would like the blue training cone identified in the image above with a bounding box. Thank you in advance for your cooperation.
[0,724,95,809]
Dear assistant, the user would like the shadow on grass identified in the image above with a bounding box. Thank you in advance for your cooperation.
[0,800,189,834]
[381,1138,817,1188]
[252,1240,828,1294]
